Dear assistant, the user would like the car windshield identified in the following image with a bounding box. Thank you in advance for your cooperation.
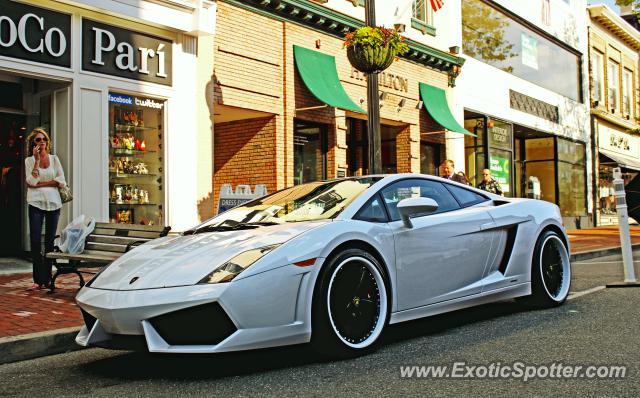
[193,177,382,230]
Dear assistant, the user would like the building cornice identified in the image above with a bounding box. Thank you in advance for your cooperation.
[588,5,640,51]
[221,0,464,77]
[592,108,640,131]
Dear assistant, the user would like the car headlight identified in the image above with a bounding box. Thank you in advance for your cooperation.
[198,244,280,284]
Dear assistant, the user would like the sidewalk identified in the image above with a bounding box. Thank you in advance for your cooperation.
[1,225,639,364]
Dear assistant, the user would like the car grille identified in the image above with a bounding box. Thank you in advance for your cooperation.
[149,302,237,345]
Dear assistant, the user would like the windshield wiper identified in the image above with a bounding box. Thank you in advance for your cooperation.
[183,221,276,235]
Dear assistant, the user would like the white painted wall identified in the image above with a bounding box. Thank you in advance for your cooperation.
[56,0,217,35]
[1,0,214,234]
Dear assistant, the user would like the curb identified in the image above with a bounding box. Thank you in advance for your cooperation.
[570,243,640,262]
[0,326,82,365]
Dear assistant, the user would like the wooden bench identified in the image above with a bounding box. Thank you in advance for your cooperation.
[45,222,170,292]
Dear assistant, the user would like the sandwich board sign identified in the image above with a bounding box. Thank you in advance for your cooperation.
[217,184,267,214]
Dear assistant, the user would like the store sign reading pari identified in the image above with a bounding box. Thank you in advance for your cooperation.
[0,1,71,67]
[82,19,173,86]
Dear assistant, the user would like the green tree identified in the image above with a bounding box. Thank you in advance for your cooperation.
[617,0,640,20]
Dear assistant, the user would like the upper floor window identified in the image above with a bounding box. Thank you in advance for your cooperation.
[412,0,434,34]
[622,68,633,117]
[591,51,604,103]
[607,61,619,113]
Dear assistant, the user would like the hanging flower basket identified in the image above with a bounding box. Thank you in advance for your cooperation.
[344,26,409,74]
[346,44,396,74]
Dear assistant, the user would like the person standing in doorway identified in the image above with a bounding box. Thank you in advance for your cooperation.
[477,169,503,196]
[24,128,67,289]
[440,159,468,184]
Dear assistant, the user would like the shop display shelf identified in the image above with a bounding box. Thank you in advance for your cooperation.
[109,172,158,178]
[110,148,156,155]
[109,202,159,206]
[113,123,157,132]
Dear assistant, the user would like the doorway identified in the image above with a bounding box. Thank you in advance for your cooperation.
[346,119,399,176]
[0,75,71,257]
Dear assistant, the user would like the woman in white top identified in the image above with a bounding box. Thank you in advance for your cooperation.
[25,128,67,290]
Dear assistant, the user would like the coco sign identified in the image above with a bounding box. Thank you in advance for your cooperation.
[82,19,172,86]
[0,1,71,67]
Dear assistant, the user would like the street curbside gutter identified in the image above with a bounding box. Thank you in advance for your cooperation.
[0,327,82,365]
[570,244,640,262]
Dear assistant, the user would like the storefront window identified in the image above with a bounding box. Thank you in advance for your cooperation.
[108,93,165,225]
[462,0,582,101]
[381,126,397,174]
[464,117,486,185]
[345,120,398,176]
[557,138,586,217]
[420,142,440,175]
[525,160,556,203]
[524,137,555,203]
[525,137,554,160]
[294,122,326,185]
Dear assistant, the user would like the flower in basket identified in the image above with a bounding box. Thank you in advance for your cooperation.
[344,26,409,73]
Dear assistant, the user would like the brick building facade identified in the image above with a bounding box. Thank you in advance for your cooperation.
[211,0,466,206]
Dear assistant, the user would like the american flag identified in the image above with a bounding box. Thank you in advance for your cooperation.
[430,0,444,12]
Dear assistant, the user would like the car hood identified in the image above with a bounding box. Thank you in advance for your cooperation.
[90,221,327,291]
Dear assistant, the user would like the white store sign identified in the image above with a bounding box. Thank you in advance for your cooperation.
[598,125,640,159]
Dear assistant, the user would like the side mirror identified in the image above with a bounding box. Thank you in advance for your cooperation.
[397,197,439,228]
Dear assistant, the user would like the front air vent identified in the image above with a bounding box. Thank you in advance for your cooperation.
[81,309,97,332]
[150,302,237,345]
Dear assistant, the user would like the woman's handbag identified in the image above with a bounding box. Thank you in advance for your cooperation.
[59,185,73,203]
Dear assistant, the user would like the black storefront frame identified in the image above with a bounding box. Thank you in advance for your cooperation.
[464,112,515,195]
[293,120,328,184]
[464,110,588,221]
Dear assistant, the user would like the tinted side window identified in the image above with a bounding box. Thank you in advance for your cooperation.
[445,184,489,207]
[355,195,388,222]
[381,179,460,221]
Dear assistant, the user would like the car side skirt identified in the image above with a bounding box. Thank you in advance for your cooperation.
[389,283,531,324]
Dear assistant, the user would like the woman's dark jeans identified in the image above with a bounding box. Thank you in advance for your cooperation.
[28,205,60,285]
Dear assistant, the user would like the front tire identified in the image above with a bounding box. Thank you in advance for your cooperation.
[311,248,389,358]
[524,230,571,308]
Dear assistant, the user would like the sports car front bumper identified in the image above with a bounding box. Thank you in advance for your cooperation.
[75,262,321,353]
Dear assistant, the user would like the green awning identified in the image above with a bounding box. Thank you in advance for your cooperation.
[419,83,475,136]
[293,45,364,113]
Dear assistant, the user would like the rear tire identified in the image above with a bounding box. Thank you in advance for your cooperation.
[311,248,389,359]
[523,230,571,309]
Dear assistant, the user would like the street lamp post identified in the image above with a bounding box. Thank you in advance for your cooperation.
[364,0,382,174]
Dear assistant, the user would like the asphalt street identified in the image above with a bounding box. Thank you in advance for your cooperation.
[0,250,638,398]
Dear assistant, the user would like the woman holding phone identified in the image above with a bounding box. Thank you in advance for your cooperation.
[24,128,68,290]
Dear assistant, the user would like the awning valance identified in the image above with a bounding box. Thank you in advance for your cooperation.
[419,83,475,136]
[293,45,364,113]
[599,148,640,171]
